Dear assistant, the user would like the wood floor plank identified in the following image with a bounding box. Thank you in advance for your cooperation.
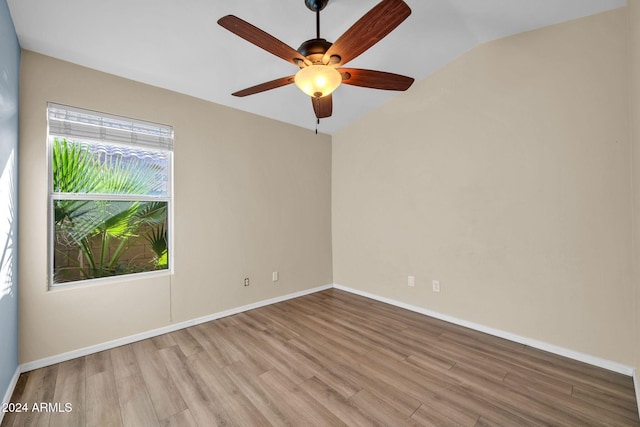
[223,361,292,426]
[312,309,411,361]
[501,365,574,396]
[85,350,112,377]
[3,289,638,426]
[158,345,232,427]
[287,337,362,399]
[411,402,479,427]
[189,350,272,426]
[449,361,508,384]
[501,375,640,426]
[245,306,302,341]
[289,312,375,357]
[523,345,635,392]
[348,389,415,427]
[49,358,86,427]
[454,363,630,426]
[404,351,456,373]
[168,328,204,358]
[362,349,460,398]
[294,337,422,416]
[130,339,187,422]
[110,345,139,380]
[258,368,348,426]
[151,333,177,350]
[572,383,640,419]
[209,325,274,377]
[232,313,317,385]
[424,337,513,379]
[442,329,632,400]
[9,365,58,427]
[86,370,122,427]
[300,375,384,427]
[187,321,243,367]
[435,384,539,427]
[116,373,159,427]
[400,324,447,344]
[159,409,198,427]
[323,289,449,336]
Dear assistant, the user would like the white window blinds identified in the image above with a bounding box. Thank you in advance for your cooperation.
[47,103,173,151]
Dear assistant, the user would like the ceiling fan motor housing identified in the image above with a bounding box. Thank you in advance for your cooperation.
[305,0,329,12]
[297,38,332,64]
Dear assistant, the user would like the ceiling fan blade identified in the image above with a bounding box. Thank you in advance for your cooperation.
[324,0,411,67]
[232,76,296,97]
[340,68,414,91]
[312,94,333,118]
[218,15,309,66]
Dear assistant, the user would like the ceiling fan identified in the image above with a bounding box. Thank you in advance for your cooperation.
[217,0,415,121]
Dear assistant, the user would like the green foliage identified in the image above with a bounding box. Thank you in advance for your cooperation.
[52,138,169,283]
[145,223,168,268]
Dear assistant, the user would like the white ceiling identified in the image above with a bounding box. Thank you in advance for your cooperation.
[7,0,626,135]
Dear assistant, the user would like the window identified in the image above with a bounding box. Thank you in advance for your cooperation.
[47,103,173,286]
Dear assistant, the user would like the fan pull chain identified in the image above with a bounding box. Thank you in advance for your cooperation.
[314,96,320,134]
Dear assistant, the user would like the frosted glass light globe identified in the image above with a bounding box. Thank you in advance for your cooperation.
[294,65,342,98]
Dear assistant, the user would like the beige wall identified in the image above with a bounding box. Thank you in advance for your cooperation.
[631,0,640,376]
[19,51,333,363]
[333,8,634,364]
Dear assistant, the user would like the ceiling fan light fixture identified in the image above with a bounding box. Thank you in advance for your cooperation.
[294,65,342,98]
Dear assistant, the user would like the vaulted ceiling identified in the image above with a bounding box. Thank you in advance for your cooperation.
[7,0,626,134]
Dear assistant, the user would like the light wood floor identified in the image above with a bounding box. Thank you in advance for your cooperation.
[2,289,639,426]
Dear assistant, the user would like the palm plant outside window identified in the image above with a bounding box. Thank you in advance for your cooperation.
[47,103,173,286]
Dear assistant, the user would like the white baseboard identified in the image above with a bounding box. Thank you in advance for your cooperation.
[634,371,640,417]
[0,366,21,425]
[333,284,635,376]
[20,284,333,373]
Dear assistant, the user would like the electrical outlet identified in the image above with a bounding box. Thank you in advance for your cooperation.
[432,280,440,292]
[272,271,279,282]
[408,276,415,287]
[244,277,250,287]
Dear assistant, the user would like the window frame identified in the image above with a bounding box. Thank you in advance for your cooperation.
[46,103,174,288]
